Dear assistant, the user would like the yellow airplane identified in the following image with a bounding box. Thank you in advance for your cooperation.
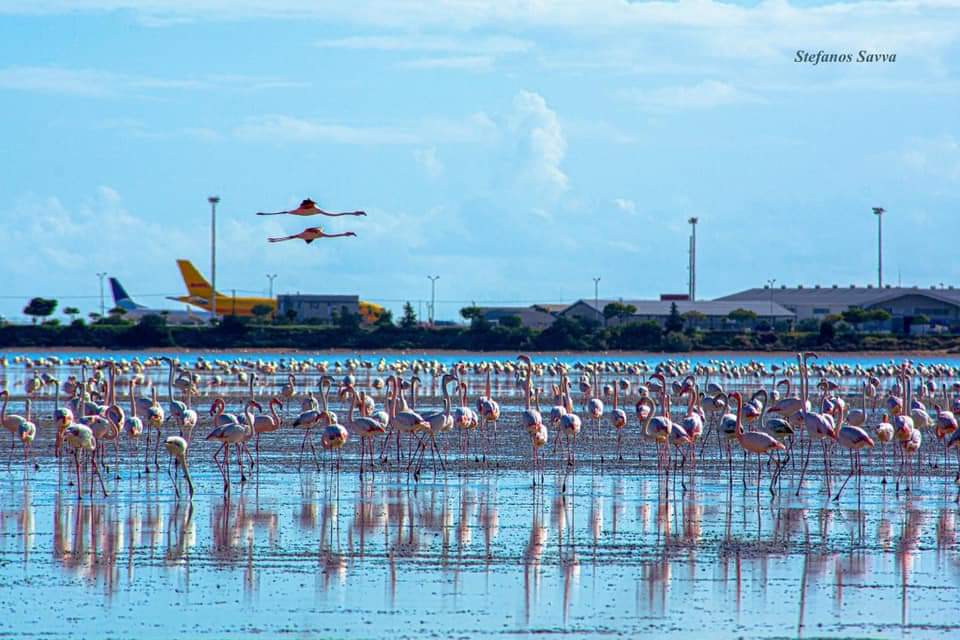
[170,260,276,317]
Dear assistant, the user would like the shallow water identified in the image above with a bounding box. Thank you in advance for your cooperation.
[2,451,960,639]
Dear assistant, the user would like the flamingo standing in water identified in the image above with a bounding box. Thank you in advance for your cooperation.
[874,413,894,484]
[342,385,385,475]
[62,423,107,499]
[164,436,194,500]
[477,365,501,456]
[251,397,283,471]
[729,391,786,497]
[832,403,875,501]
[1,390,31,466]
[609,382,627,461]
[47,378,73,459]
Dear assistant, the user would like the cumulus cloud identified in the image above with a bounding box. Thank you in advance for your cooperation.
[510,90,568,195]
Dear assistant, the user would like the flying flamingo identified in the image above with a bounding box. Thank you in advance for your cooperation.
[268,226,357,244]
[257,198,367,217]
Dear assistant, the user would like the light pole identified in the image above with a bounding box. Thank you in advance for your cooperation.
[766,278,776,321]
[688,217,698,301]
[427,275,439,326]
[266,274,278,299]
[209,195,220,318]
[96,272,107,317]
[873,207,884,287]
[592,276,601,321]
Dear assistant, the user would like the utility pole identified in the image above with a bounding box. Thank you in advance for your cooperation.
[96,272,107,317]
[592,276,601,321]
[766,278,776,321]
[873,207,884,287]
[208,196,220,319]
[266,274,278,299]
[688,217,698,301]
[427,275,440,326]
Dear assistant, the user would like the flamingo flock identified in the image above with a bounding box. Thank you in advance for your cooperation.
[1,352,960,503]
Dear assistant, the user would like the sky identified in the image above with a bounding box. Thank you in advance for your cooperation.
[1,0,958,323]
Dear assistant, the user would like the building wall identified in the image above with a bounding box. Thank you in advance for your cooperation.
[866,294,960,322]
[278,296,359,322]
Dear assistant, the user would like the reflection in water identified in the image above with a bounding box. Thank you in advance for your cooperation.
[1,469,959,637]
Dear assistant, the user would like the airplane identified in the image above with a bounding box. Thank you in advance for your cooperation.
[109,277,213,325]
[170,259,277,317]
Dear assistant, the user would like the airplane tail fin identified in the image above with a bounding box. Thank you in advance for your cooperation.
[109,277,145,310]
[176,259,215,297]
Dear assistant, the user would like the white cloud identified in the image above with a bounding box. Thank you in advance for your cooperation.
[399,56,495,71]
[623,80,762,111]
[614,198,637,215]
[0,65,308,97]
[317,34,533,54]
[510,90,568,194]
[414,147,444,178]
[902,134,960,182]
[233,115,420,145]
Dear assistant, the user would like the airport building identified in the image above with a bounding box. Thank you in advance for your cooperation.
[561,298,795,330]
[476,305,560,330]
[277,294,360,322]
[717,284,960,326]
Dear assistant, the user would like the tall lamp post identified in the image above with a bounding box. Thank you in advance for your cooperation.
[209,196,220,319]
[766,278,776,323]
[688,217,698,301]
[873,207,885,287]
[592,276,601,322]
[266,274,278,299]
[427,275,440,326]
[96,272,107,317]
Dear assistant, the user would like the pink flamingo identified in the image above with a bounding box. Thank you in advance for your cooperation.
[729,391,786,497]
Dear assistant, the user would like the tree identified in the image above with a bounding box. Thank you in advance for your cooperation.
[336,306,361,331]
[818,319,835,344]
[603,302,636,326]
[460,306,483,322]
[664,302,684,333]
[728,308,759,324]
[284,308,297,323]
[251,304,273,322]
[374,309,394,327]
[498,315,523,329]
[63,306,80,322]
[400,302,417,329]
[866,309,892,323]
[108,306,127,317]
[23,297,57,324]
[841,307,869,329]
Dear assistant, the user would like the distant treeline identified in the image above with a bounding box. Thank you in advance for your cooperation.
[2,313,959,353]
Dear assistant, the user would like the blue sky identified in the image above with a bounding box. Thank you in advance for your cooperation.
[1,1,958,322]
